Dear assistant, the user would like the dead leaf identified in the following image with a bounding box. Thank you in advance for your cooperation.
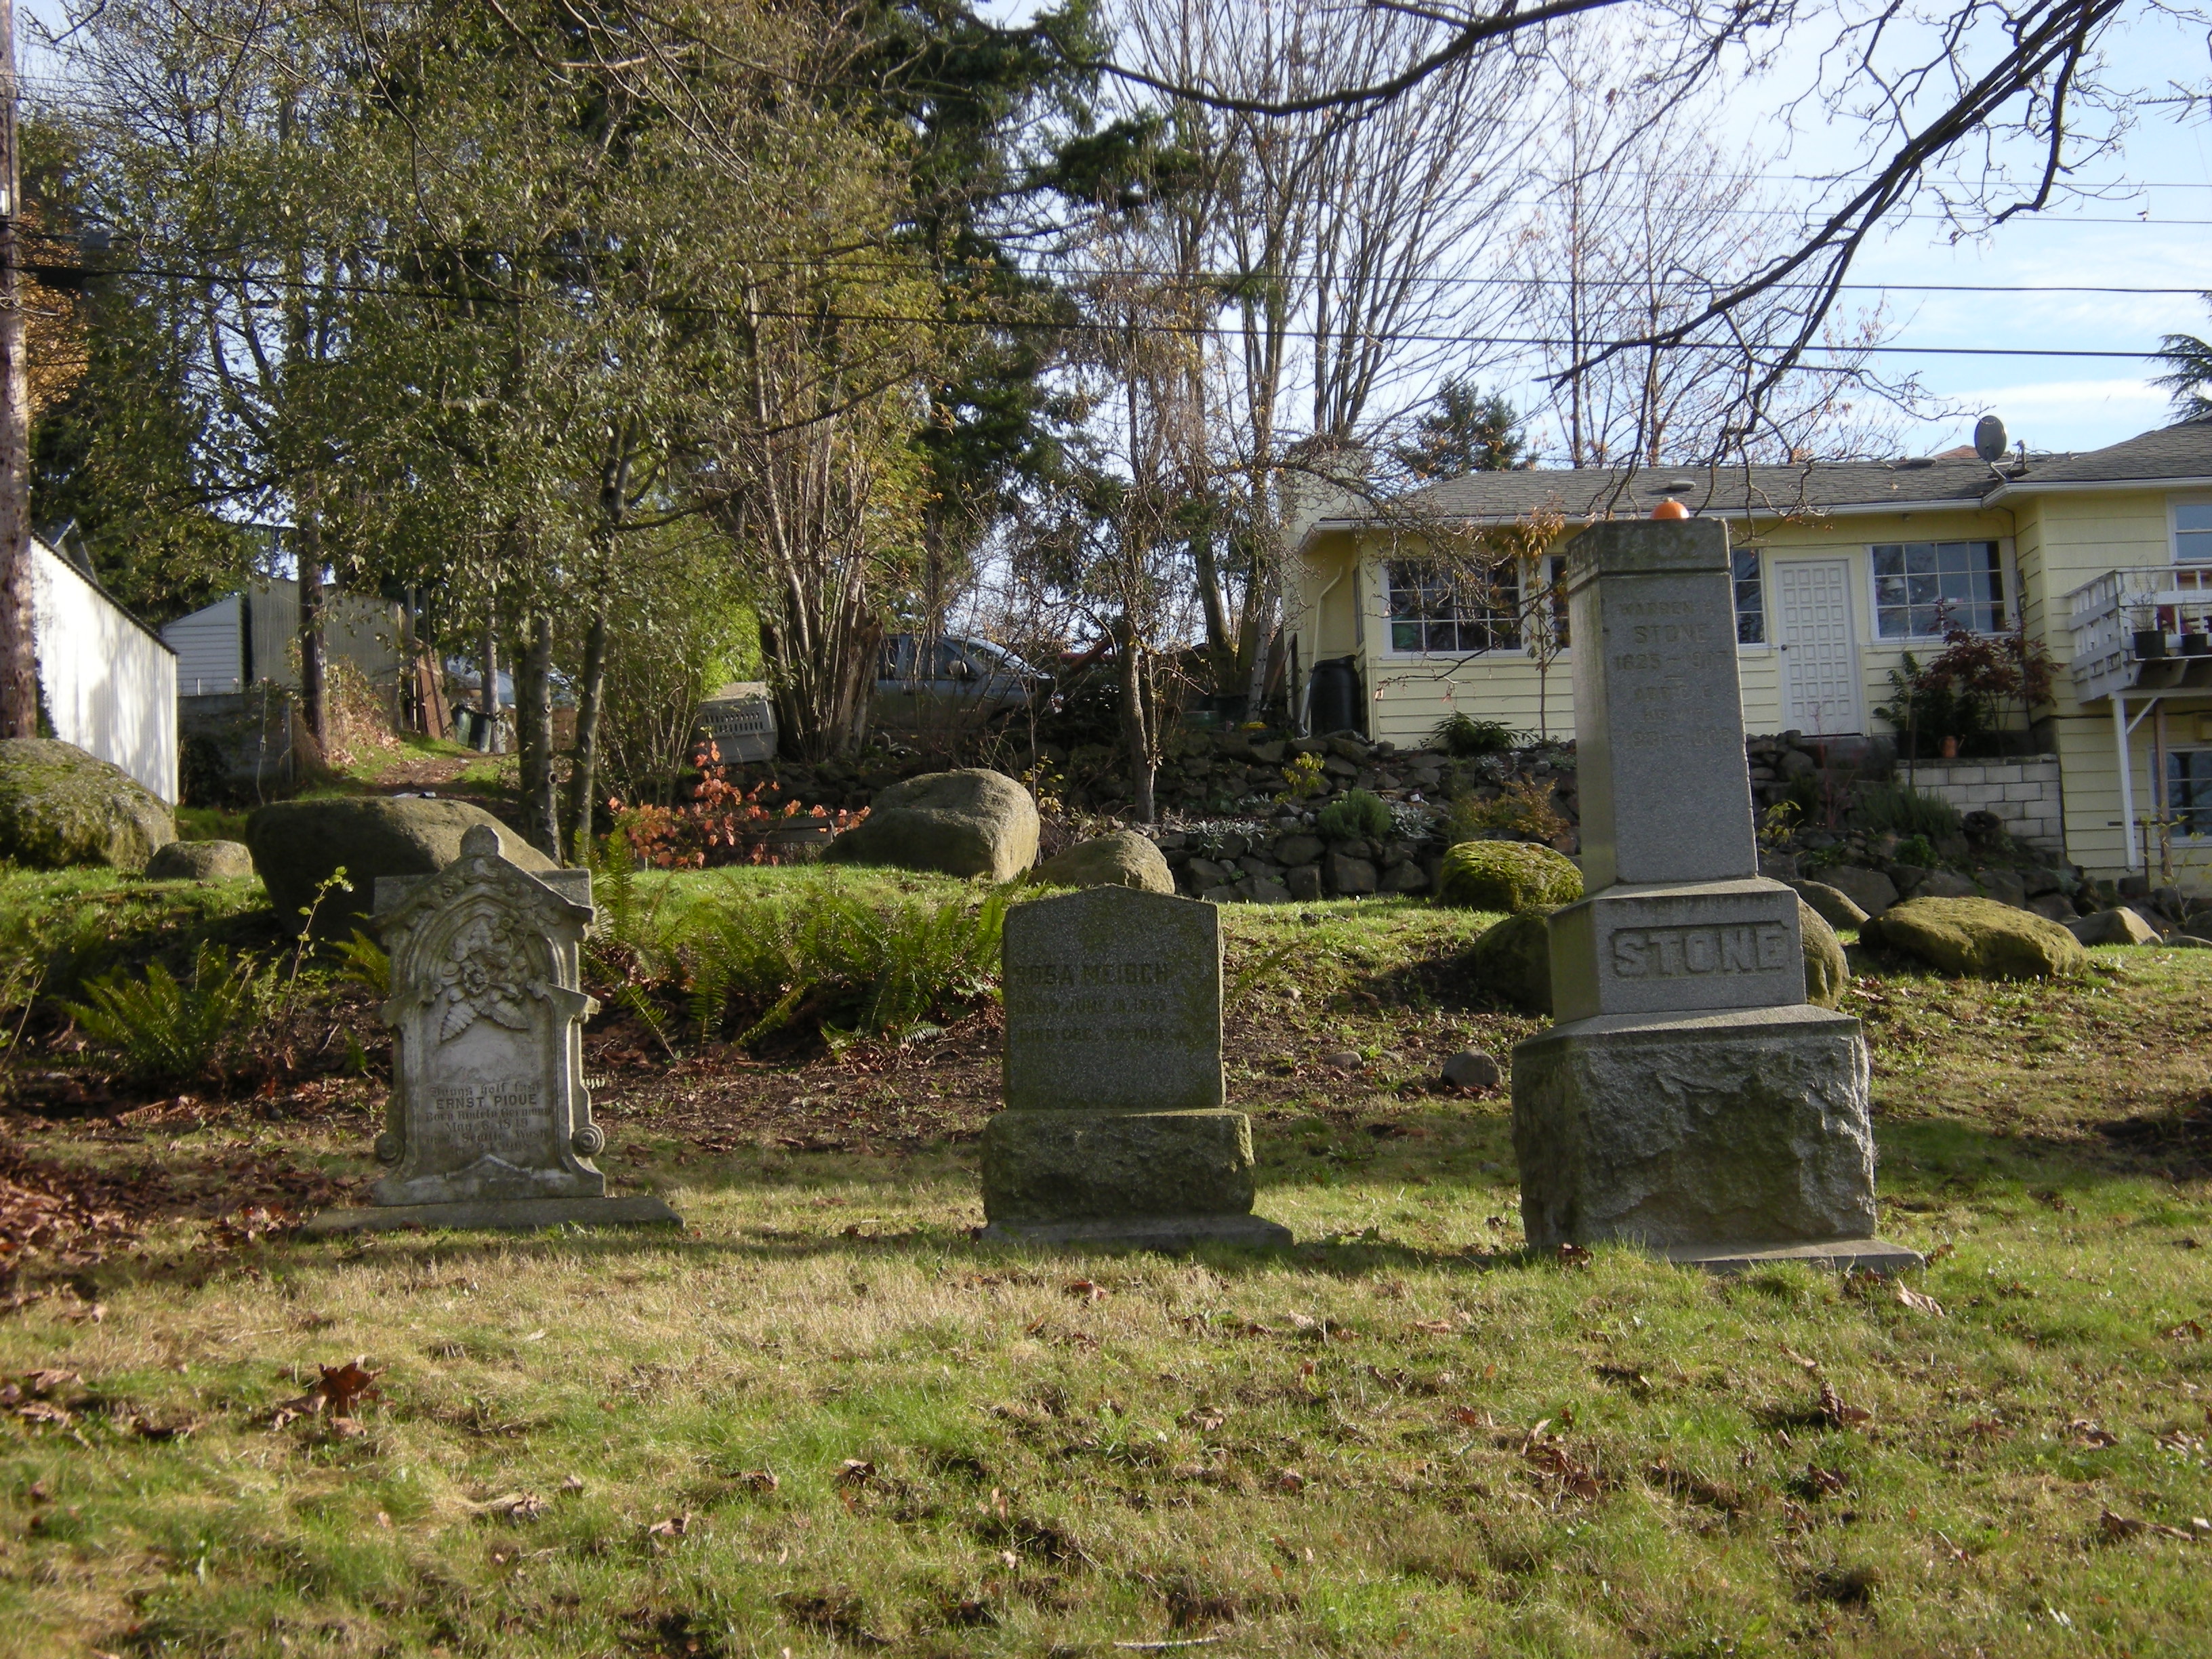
[2101,1509,2193,1542]
[272,1359,383,1427]
[1273,1469,1305,1492]
[1896,1285,1946,1317]
[2068,1418,2121,1448]
[126,1415,199,1441]
[2167,1320,2206,1341]
[469,1491,547,1521]
[1781,1346,1822,1376]
[21,1369,79,1397]
[1523,1439,1601,1500]
[836,1458,876,1486]
[738,1468,779,1493]
[1555,1242,1592,1267]
[1818,1382,1872,1429]
[646,1513,691,1538]
[14,1400,70,1426]
[1450,1406,1492,1428]
[212,1206,300,1247]
[1409,1319,1456,1336]
[1064,1279,1106,1303]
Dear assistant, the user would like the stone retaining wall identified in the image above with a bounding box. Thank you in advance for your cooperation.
[1895,758,2064,855]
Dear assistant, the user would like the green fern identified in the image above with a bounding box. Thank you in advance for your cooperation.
[332,930,391,1000]
[63,945,273,1084]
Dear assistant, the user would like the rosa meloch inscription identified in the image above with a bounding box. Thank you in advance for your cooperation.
[983,885,1288,1249]
[304,824,679,1235]
[1512,517,1916,1274]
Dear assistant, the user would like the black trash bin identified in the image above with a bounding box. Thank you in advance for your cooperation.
[1308,655,1362,736]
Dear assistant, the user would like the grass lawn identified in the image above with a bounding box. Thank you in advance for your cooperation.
[0,867,2205,1656]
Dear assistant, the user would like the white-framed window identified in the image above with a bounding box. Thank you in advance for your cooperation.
[1870,539,2006,638]
[2172,497,2212,562]
[1384,557,1571,656]
[2171,748,2212,840]
[1732,549,1766,644]
[1385,559,1519,654]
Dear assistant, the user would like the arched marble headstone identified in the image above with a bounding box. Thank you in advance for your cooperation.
[304,825,679,1234]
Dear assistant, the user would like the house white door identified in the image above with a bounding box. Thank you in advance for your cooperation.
[1774,559,1864,734]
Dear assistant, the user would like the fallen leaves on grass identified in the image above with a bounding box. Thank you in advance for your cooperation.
[1521,1420,1602,1501]
[0,1368,82,1426]
[737,1469,779,1493]
[1272,1469,1306,1492]
[1065,1279,1107,1303]
[2165,1319,2206,1341]
[1896,1284,1946,1317]
[1555,1242,1592,1267]
[2100,1509,2197,1542]
[1646,1460,1745,1513]
[124,1414,201,1441]
[835,1458,876,1487]
[2068,1418,2121,1448]
[1818,1382,1872,1429]
[212,1206,300,1248]
[468,1491,548,1522]
[270,1359,382,1431]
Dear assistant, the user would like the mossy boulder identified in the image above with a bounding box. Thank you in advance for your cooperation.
[1799,899,1848,1009]
[0,738,173,870]
[247,797,553,934]
[1437,840,1583,914]
[144,839,255,882]
[1031,831,1174,895]
[823,769,1038,882]
[1466,909,1554,1013]
[1865,895,2087,980]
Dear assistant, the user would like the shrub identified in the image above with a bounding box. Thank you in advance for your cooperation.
[1276,752,1327,801]
[63,944,273,1084]
[1315,788,1393,842]
[1852,784,1961,840]
[1437,841,1584,914]
[1429,712,1521,757]
[615,765,867,870]
[1446,777,1572,846]
[682,879,1010,1048]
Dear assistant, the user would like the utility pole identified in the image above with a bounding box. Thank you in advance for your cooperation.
[0,0,37,738]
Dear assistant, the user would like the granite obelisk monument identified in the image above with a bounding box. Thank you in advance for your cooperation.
[1511,516,1917,1271]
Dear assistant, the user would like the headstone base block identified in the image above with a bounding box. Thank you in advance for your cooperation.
[1657,1236,1924,1275]
[978,1214,1292,1251]
[983,1108,1261,1225]
[1513,1004,1877,1251]
[302,1195,682,1235]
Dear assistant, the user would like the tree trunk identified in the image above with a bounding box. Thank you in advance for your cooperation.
[0,0,35,741]
[297,529,327,758]
[514,608,557,857]
[1118,617,1155,824]
[1191,527,1236,695]
[563,594,611,863]
[477,602,500,754]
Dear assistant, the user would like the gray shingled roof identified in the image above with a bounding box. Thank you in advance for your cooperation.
[1996,418,2212,485]
[1313,419,2212,531]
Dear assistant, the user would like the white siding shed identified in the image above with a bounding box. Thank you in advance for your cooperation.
[29,540,179,802]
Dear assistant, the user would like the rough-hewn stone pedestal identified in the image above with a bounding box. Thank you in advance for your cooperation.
[979,1108,1290,1247]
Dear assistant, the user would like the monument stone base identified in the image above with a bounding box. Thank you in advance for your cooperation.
[302,1194,682,1236]
[1513,1004,1915,1271]
[981,1108,1289,1248]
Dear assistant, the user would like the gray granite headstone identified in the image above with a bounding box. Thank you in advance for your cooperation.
[981,886,1289,1248]
[1511,519,1916,1273]
[304,825,679,1234]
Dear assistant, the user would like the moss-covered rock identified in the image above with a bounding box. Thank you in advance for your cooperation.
[1799,899,1848,1008]
[1437,840,1584,914]
[1866,895,2087,980]
[144,839,255,882]
[1031,831,1174,895]
[248,797,552,934]
[1466,908,1554,1013]
[0,738,173,870]
[823,769,1038,882]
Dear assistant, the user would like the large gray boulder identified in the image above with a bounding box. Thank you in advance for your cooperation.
[1819,865,1898,918]
[1466,909,1555,1012]
[1799,899,1849,1010]
[248,797,552,934]
[2066,906,2161,947]
[1790,878,1870,930]
[144,839,254,882]
[1032,831,1174,895]
[0,738,173,870]
[823,769,1038,882]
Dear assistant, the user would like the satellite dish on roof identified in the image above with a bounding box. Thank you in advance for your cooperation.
[1973,415,2009,464]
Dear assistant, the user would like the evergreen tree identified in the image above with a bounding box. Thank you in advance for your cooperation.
[1394,377,1528,479]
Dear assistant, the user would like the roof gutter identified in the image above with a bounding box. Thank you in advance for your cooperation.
[1983,474,2212,504]
[1314,497,1996,533]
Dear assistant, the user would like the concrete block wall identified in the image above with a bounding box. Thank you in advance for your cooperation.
[1902,758,2065,855]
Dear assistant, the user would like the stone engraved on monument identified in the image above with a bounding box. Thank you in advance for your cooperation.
[304,824,680,1235]
[1511,518,1918,1273]
[981,885,1290,1248]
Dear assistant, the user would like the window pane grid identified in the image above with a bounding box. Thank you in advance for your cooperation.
[2173,750,2212,840]
[1385,560,1522,654]
[1870,541,2005,638]
[1733,550,1765,644]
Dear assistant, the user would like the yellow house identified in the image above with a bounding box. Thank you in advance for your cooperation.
[1288,422,2212,884]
